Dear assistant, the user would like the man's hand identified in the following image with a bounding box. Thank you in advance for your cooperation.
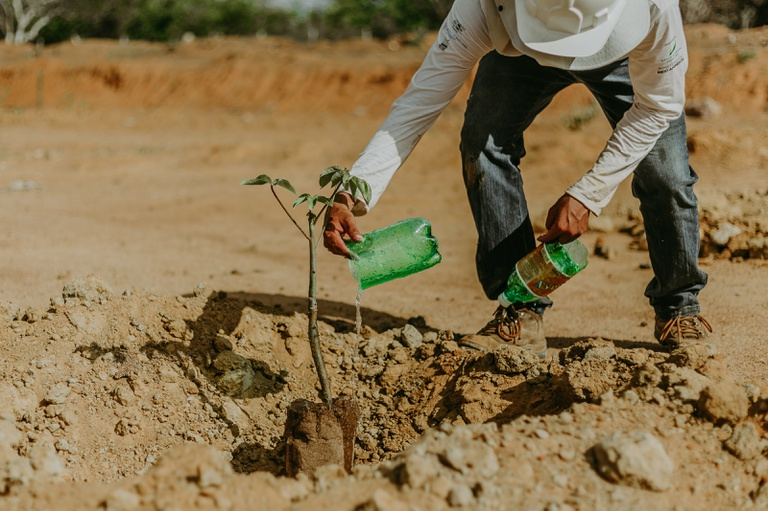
[537,194,590,244]
[323,192,362,258]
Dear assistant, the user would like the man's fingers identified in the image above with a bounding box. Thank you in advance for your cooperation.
[323,229,351,257]
[342,217,363,243]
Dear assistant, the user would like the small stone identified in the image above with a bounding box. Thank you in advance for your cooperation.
[28,442,65,478]
[493,345,539,375]
[357,489,409,511]
[699,382,750,425]
[61,274,113,304]
[214,334,234,351]
[711,222,741,247]
[44,383,71,405]
[725,422,764,461]
[583,345,616,361]
[113,384,136,405]
[592,431,674,491]
[440,439,499,479]
[400,454,440,489]
[213,351,247,372]
[448,483,475,507]
[165,319,189,340]
[103,488,141,511]
[399,324,423,349]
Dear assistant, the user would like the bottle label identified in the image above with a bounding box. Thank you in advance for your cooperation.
[516,244,570,297]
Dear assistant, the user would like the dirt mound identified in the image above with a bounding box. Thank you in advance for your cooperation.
[1,25,767,116]
[1,275,767,510]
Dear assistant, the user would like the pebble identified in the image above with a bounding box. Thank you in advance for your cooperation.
[399,324,423,349]
[448,482,475,507]
[725,422,765,461]
[699,381,750,424]
[592,431,674,491]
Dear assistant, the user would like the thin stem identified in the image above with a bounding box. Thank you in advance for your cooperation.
[313,182,344,250]
[307,219,333,405]
[272,186,310,241]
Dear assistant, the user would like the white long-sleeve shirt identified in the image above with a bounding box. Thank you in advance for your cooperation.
[348,0,688,216]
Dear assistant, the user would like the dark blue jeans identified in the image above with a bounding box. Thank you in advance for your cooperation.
[460,52,708,320]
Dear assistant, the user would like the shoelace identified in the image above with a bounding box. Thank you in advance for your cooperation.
[658,315,713,342]
[481,306,522,341]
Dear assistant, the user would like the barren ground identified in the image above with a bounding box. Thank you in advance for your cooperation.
[0,24,767,511]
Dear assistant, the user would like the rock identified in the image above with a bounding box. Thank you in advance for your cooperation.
[213,351,256,397]
[219,399,250,436]
[103,488,142,511]
[400,453,441,489]
[165,319,190,340]
[583,345,616,361]
[0,382,37,419]
[699,381,750,424]
[592,431,674,491]
[448,482,475,507]
[755,482,768,508]
[711,222,742,247]
[439,439,499,479]
[399,324,423,349]
[493,345,540,375]
[664,367,711,403]
[724,422,765,461]
[43,382,71,405]
[113,383,136,405]
[213,350,247,371]
[0,457,34,494]
[0,419,22,457]
[61,274,113,304]
[28,441,65,478]
[357,489,409,511]
[214,333,234,351]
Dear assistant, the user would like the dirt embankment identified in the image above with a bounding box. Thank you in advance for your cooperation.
[1,25,766,116]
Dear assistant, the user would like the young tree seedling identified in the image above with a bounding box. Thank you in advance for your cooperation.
[242,166,371,405]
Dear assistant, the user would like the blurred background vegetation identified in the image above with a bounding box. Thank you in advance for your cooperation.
[1,0,767,46]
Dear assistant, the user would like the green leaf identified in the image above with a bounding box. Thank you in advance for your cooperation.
[241,174,272,186]
[349,177,372,204]
[317,197,333,207]
[319,165,343,188]
[273,178,297,195]
[293,193,310,208]
[330,171,345,187]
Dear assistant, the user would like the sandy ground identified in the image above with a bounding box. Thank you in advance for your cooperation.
[0,23,767,511]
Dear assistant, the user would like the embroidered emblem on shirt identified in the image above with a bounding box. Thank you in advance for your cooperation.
[657,36,685,74]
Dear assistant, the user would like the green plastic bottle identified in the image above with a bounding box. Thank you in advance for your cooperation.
[498,240,588,306]
[346,217,442,290]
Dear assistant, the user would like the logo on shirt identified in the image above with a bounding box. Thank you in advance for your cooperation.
[657,36,684,74]
[438,18,469,52]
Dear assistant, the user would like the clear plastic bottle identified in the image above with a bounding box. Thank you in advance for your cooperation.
[498,240,588,306]
[346,217,441,290]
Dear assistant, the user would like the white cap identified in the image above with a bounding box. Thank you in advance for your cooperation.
[515,0,649,58]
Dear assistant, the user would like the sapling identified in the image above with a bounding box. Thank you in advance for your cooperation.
[242,166,371,405]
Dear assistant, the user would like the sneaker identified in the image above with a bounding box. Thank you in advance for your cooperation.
[459,305,547,359]
[654,315,713,347]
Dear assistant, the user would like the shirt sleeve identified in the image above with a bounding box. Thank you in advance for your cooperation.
[347,0,493,212]
[565,6,688,216]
